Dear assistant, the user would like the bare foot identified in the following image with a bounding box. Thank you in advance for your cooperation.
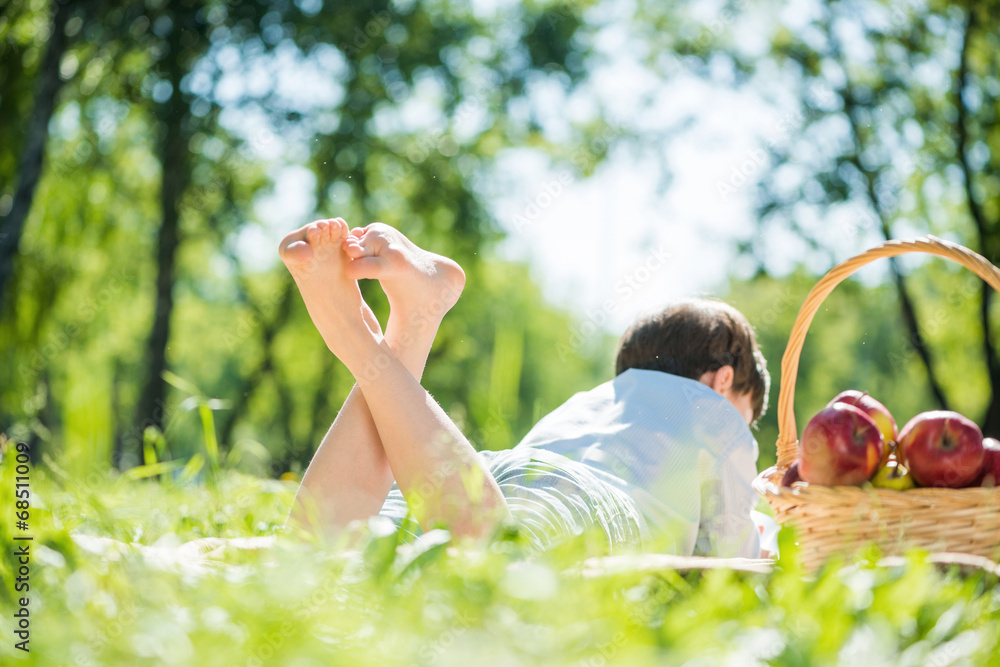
[342,223,466,332]
[279,218,379,362]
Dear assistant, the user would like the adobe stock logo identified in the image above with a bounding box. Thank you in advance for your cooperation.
[557,245,673,360]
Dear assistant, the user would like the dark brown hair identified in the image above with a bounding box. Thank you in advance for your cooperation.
[615,299,769,421]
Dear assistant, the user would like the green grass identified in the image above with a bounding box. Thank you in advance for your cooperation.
[1,457,999,666]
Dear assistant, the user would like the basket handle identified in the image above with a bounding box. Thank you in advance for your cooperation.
[775,236,1000,470]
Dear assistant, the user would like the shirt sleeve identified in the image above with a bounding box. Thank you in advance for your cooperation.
[695,437,761,558]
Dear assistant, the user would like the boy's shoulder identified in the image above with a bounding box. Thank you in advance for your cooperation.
[519,368,755,459]
[612,369,753,449]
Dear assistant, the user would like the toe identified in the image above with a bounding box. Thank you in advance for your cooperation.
[279,226,314,264]
[345,256,388,280]
[330,217,349,240]
[280,239,314,265]
[354,229,388,257]
[343,238,366,259]
[279,226,307,255]
[306,222,325,247]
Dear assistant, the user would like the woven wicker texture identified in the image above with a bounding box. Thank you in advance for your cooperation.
[755,236,1000,570]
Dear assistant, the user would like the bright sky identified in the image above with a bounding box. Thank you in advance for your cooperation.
[488,76,777,332]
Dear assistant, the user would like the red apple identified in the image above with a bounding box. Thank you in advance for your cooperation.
[898,411,984,488]
[828,390,898,462]
[799,403,885,486]
[977,437,1000,487]
[781,461,803,488]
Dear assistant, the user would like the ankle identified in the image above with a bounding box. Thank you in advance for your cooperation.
[387,312,441,344]
[324,314,380,364]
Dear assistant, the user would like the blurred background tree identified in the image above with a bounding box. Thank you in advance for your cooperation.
[1,0,614,474]
[742,0,1000,438]
[2,0,998,478]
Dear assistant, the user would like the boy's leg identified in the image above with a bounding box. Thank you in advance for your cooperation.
[282,219,506,538]
[285,219,460,531]
[281,219,392,531]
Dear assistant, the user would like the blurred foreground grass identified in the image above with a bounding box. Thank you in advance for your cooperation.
[1,453,999,667]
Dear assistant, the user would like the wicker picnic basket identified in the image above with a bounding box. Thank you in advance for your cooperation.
[754,236,1000,570]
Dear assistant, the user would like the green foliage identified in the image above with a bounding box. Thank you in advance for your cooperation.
[0,0,613,472]
[641,0,1000,434]
[6,2,1000,662]
[1,455,999,666]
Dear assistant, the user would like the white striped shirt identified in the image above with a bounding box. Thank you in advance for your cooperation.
[515,368,761,558]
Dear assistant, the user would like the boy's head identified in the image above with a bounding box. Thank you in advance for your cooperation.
[615,299,770,424]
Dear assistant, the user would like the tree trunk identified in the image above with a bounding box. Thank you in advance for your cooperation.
[116,25,189,468]
[954,8,1000,436]
[980,284,1000,438]
[825,8,952,412]
[841,108,952,411]
[0,0,75,307]
[219,279,295,448]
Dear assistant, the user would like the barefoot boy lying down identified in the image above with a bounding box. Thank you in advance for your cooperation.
[281,218,770,557]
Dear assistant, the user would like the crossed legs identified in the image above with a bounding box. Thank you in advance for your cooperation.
[279,218,507,540]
